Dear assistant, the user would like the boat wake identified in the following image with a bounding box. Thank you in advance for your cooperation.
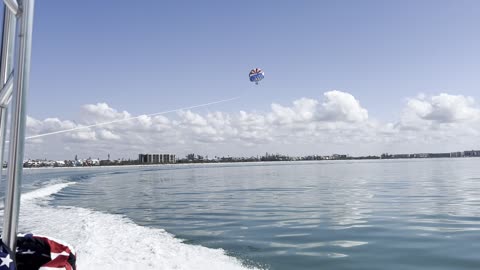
[15,181,261,270]
[21,181,73,202]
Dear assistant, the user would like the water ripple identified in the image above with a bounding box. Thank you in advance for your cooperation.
[42,159,480,270]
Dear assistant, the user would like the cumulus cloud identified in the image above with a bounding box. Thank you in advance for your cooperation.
[383,93,480,154]
[405,93,479,123]
[82,102,131,123]
[68,130,97,142]
[318,90,368,122]
[22,91,480,159]
[26,116,76,135]
[98,129,121,140]
[267,91,368,125]
[268,98,316,125]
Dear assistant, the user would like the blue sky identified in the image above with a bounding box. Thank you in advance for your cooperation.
[28,0,479,119]
[11,0,480,158]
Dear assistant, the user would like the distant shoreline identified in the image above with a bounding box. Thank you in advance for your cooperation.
[20,156,480,170]
[21,149,480,169]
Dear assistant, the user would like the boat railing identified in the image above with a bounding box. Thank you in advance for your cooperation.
[0,0,35,253]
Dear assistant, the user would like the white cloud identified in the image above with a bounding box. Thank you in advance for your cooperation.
[98,129,121,140]
[23,91,480,159]
[318,90,368,122]
[267,91,369,125]
[403,93,479,124]
[82,102,131,123]
[67,130,97,142]
[26,117,76,135]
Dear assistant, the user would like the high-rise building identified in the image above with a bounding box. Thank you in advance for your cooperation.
[138,154,176,164]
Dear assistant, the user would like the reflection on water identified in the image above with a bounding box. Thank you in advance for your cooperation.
[37,159,480,270]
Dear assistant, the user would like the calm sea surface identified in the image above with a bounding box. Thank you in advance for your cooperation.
[14,159,480,269]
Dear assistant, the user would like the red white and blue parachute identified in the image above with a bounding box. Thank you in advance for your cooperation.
[249,68,264,85]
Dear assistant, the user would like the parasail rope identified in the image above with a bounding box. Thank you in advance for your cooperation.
[25,96,240,140]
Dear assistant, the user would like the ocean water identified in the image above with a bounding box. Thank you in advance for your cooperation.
[1,158,480,269]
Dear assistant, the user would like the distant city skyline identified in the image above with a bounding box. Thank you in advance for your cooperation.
[12,0,480,159]
[23,148,480,164]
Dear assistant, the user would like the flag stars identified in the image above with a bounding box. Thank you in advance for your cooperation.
[0,253,13,268]
[21,249,35,255]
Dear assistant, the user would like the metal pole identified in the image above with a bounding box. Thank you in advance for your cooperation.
[3,0,18,16]
[0,5,16,84]
[0,108,8,172]
[0,74,14,105]
[0,4,17,180]
[3,0,35,251]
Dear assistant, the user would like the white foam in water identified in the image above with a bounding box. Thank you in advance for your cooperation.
[18,182,261,270]
[21,182,73,202]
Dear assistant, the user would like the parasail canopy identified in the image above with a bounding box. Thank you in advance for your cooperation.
[249,68,264,85]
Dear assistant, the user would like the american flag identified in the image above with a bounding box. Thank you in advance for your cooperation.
[0,234,76,270]
[0,240,14,270]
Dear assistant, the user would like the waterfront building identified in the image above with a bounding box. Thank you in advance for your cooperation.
[464,150,480,157]
[411,153,429,158]
[450,152,464,158]
[139,154,176,164]
[54,161,66,167]
[427,153,451,158]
